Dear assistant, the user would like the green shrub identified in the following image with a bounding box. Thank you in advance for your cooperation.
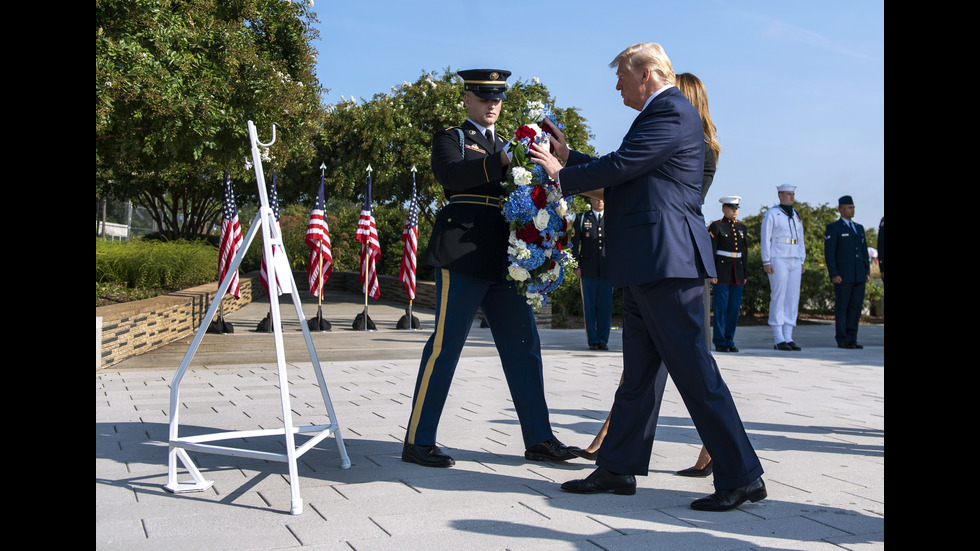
[95,238,219,290]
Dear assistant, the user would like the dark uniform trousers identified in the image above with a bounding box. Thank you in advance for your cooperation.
[404,119,556,450]
[405,268,554,449]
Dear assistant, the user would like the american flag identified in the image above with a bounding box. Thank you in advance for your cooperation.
[259,171,283,297]
[399,170,418,300]
[218,171,242,299]
[305,174,333,298]
[356,168,381,299]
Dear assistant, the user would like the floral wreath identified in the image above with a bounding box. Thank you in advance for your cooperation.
[501,100,577,311]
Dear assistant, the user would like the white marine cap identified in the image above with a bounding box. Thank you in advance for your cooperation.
[719,195,741,206]
[776,184,796,192]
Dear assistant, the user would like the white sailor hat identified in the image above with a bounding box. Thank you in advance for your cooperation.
[719,195,741,206]
[776,185,797,192]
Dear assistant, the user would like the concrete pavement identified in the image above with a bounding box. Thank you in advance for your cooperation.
[96,289,884,550]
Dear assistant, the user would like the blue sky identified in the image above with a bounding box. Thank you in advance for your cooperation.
[311,0,884,230]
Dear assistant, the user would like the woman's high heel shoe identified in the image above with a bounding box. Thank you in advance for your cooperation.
[676,459,713,477]
[570,447,599,461]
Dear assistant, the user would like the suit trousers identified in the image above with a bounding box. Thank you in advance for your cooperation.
[405,268,554,449]
[596,278,763,491]
[712,283,744,348]
[581,276,613,346]
[833,281,865,345]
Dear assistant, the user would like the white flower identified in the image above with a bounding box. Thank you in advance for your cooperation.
[525,292,544,309]
[508,264,530,282]
[512,166,533,186]
[507,232,531,259]
[533,209,550,230]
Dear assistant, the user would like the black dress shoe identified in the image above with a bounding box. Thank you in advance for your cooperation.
[676,459,713,477]
[401,443,455,468]
[525,438,576,462]
[690,477,767,511]
[787,341,802,351]
[715,345,731,352]
[569,447,598,461]
[588,343,598,350]
[562,467,636,495]
[839,342,864,349]
[774,342,793,351]
[597,342,608,350]
[728,345,739,353]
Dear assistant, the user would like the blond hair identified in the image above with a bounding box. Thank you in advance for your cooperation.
[609,42,675,86]
[676,72,720,163]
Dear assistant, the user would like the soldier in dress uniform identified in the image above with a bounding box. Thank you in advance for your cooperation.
[402,69,578,468]
[761,184,806,351]
[707,196,747,353]
[824,195,870,349]
[571,197,613,350]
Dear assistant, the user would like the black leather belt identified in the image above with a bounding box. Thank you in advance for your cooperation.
[448,194,502,208]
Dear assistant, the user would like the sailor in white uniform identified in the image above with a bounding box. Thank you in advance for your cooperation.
[760,184,806,351]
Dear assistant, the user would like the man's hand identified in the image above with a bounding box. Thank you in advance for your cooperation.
[831,275,842,284]
[763,264,774,274]
[529,142,563,182]
[541,118,569,164]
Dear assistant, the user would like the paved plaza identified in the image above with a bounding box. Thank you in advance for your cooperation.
[96,290,884,550]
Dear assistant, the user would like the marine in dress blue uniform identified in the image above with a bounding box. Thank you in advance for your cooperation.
[708,196,747,352]
[402,69,576,468]
[824,195,870,349]
[571,197,613,350]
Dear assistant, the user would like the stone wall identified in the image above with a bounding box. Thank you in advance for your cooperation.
[96,270,549,369]
[97,273,263,368]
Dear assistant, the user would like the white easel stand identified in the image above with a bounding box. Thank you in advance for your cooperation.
[164,121,350,515]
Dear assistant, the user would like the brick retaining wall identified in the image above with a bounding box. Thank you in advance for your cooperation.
[96,270,549,369]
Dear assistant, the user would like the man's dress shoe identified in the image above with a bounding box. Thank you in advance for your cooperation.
[728,345,739,352]
[774,342,793,351]
[525,438,576,462]
[561,468,637,495]
[715,345,731,352]
[787,341,802,351]
[690,477,767,511]
[676,459,713,477]
[401,443,455,468]
[597,342,608,350]
[839,342,864,349]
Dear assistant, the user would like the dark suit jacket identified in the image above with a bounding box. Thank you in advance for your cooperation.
[571,210,607,279]
[422,120,509,281]
[558,87,715,288]
[824,219,870,283]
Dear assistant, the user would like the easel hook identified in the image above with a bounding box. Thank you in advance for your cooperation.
[257,124,277,148]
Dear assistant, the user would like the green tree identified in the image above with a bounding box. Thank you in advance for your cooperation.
[96,0,324,239]
[317,69,597,229]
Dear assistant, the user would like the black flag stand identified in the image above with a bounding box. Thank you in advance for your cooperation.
[396,305,420,330]
[207,301,235,334]
[308,304,332,331]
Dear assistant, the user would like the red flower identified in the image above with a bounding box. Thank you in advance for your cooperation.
[530,185,548,208]
[516,224,543,245]
[515,125,537,142]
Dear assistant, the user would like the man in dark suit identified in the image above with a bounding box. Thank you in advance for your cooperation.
[824,195,870,349]
[402,69,577,469]
[530,43,765,511]
[571,197,613,350]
